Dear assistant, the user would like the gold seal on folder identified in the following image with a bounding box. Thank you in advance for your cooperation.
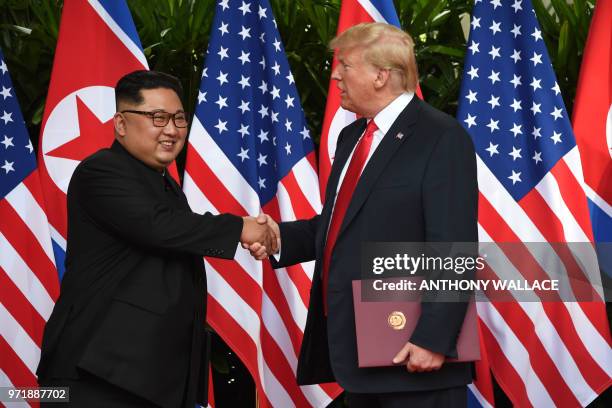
[387,311,406,330]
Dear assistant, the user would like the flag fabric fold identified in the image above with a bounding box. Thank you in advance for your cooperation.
[183,0,341,406]
[0,47,59,401]
[458,0,612,406]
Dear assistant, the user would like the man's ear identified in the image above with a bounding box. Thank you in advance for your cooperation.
[374,68,391,90]
[113,112,127,137]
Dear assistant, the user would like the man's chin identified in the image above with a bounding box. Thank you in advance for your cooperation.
[155,154,179,168]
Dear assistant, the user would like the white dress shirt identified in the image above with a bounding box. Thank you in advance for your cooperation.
[331,92,414,204]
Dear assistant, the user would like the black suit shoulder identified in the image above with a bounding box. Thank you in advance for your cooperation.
[68,143,243,258]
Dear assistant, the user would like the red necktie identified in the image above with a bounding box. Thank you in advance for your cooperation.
[322,120,378,314]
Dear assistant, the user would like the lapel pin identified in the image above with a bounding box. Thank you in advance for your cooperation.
[396,132,404,140]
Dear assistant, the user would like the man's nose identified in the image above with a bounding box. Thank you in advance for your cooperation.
[331,66,341,81]
[163,119,180,135]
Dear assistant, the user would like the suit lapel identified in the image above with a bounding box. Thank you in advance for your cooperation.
[337,97,422,238]
[318,119,367,250]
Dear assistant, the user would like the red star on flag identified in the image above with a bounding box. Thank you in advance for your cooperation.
[47,96,114,160]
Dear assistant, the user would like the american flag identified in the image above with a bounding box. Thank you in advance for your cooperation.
[458,0,612,406]
[183,0,341,406]
[318,0,401,197]
[0,49,59,402]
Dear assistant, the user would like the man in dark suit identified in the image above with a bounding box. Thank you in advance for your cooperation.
[37,70,277,407]
[250,23,478,407]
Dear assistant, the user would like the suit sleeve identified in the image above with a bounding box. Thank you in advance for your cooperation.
[270,216,320,268]
[409,121,478,357]
[71,154,243,259]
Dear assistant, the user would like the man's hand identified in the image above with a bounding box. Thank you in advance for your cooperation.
[392,342,444,373]
[240,215,279,259]
[242,213,280,260]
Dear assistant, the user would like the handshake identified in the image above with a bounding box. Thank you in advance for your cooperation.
[240,214,280,260]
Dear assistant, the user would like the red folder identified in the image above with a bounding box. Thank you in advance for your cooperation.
[352,280,480,367]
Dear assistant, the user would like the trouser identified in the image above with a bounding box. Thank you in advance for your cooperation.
[345,385,468,408]
[39,371,160,408]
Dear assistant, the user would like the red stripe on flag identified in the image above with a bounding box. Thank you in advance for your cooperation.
[0,336,38,390]
[280,171,316,220]
[0,201,59,300]
[519,188,564,240]
[491,302,581,407]
[479,194,611,399]
[540,302,611,390]
[261,262,305,356]
[0,268,45,346]
[208,365,215,408]
[305,151,318,176]
[318,381,343,399]
[208,257,305,363]
[260,324,311,407]
[550,161,595,241]
[262,197,312,311]
[574,301,612,348]
[472,322,495,407]
[207,256,308,373]
[479,194,565,301]
[185,148,248,215]
[206,259,262,312]
[22,174,48,222]
[281,265,311,309]
[207,296,273,408]
[478,314,534,408]
[519,189,602,303]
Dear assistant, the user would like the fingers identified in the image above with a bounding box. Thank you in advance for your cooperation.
[249,243,268,260]
[241,213,281,259]
[392,343,411,365]
[394,342,444,373]
[259,213,280,254]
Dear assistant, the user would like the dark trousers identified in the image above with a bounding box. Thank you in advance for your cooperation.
[346,386,468,408]
[39,371,159,408]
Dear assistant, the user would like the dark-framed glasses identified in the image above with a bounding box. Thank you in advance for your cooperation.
[121,110,189,128]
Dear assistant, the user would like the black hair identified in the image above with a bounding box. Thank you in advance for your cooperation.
[115,70,183,107]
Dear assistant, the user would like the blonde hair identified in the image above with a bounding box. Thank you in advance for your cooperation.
[330,23,418,92]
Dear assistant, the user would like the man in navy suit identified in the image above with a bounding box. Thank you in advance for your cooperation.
[250,23,478,407]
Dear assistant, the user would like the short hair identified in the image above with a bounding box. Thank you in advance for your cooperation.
[329,23,418,92]
[115,70,183,107]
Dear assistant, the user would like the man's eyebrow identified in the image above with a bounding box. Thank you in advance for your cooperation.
[148,108,186,113]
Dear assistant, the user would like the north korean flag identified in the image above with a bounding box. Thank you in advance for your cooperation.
[37,0,178,278]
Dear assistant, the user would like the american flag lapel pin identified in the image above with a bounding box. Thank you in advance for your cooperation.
[396,132,404,140]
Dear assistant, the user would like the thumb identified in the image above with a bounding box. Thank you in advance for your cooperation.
[392,342,411,364]
[256,212,267,224]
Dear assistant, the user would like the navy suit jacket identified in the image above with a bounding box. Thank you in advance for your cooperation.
[274,97,478,393]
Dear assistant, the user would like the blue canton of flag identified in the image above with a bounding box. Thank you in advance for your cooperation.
[0,49,36,197]
[457,0,574,200]
[196,0,313,205]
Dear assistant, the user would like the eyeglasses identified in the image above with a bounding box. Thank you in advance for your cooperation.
[121,110,189,128]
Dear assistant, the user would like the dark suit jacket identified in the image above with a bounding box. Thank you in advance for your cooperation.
[37,141,243,408]
[274,97,478,393]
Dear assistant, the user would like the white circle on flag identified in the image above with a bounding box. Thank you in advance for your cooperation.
[42,86,116,193]
[328,107,357,162]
